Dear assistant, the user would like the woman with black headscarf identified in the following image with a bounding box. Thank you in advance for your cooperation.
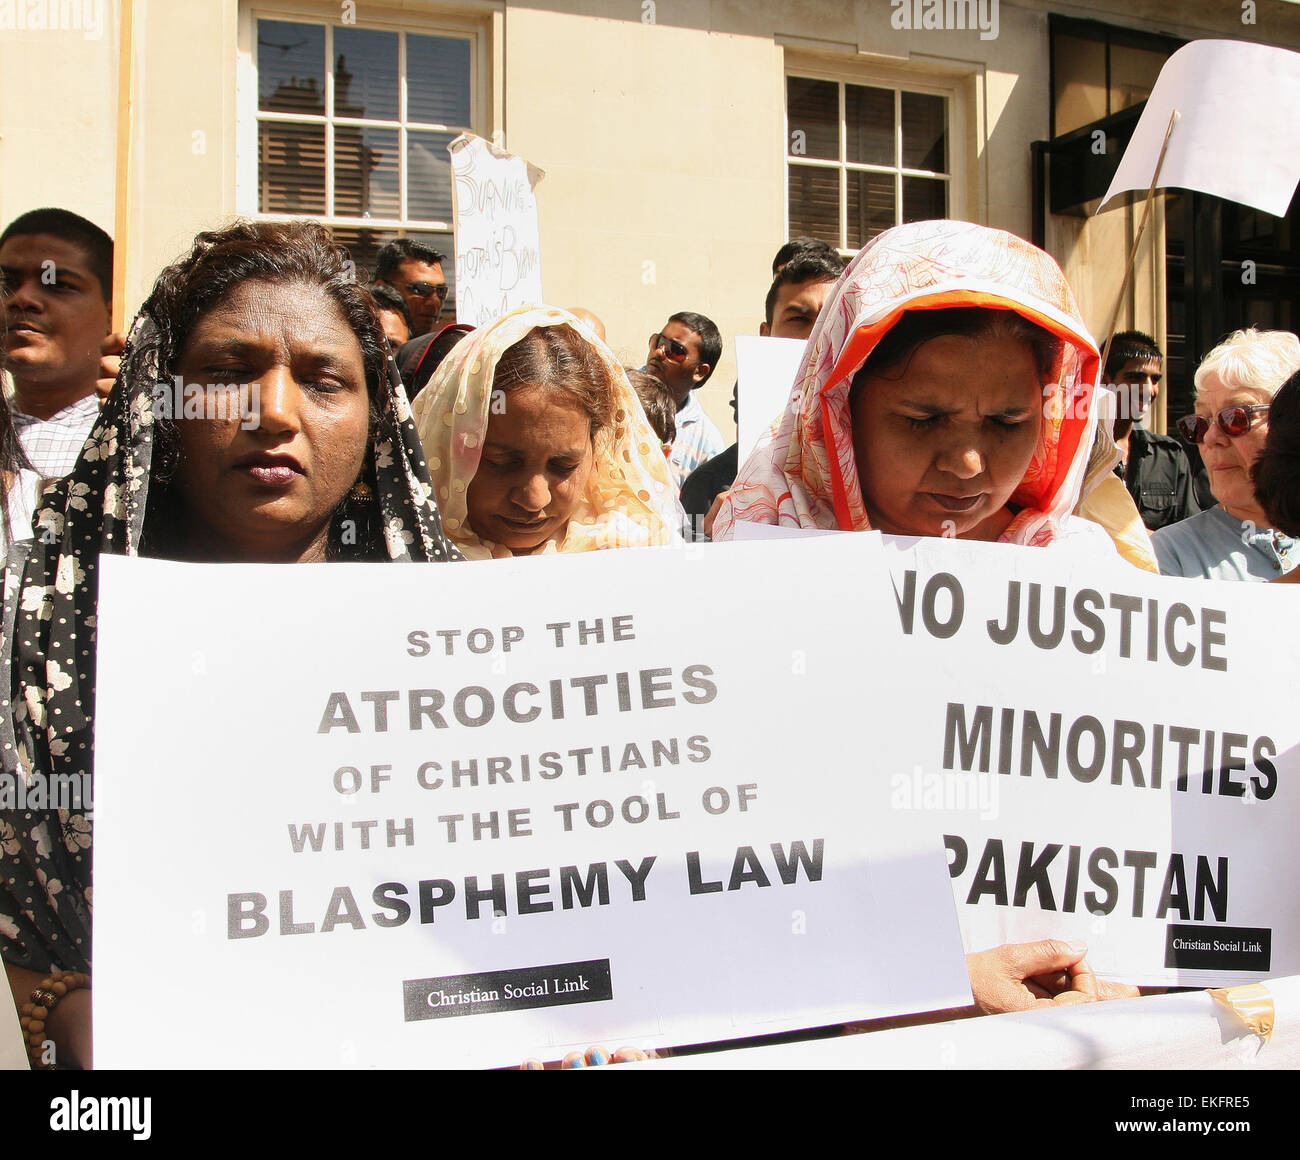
[1,220,460,1066]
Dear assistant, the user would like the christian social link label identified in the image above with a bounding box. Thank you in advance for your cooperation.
[1163,924,1271,971]
[402,959,613,1021]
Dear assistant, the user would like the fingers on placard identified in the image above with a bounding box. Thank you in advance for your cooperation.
[1028,970,1072,994]
[1011,939,1088,976]
[612,1046,648,1062]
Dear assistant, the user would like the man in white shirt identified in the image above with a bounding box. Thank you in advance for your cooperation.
[1,208,113,478]
[644,311,725,486]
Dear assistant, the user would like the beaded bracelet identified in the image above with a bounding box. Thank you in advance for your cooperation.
[17,969,90,1070]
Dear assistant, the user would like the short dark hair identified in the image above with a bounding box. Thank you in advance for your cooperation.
[372,237,447,283]
[1105,330,1162,381]
[764,251,846,327]
[369,282,413,332]
[667,311,721,385]
[772,236,839,276]
[1253,367,1300,537]
[0,207,113,301]
[626,368,677,445]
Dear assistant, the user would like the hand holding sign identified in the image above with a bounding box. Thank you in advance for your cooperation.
[967,940,1099,1014]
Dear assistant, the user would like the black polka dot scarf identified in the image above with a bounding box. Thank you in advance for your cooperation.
[0,316,461,972]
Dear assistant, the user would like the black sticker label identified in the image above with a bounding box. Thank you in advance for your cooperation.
[402,959,613,1021]
[1164,925,1271,971]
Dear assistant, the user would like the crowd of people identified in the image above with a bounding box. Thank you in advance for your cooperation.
[2,205,1298,1068]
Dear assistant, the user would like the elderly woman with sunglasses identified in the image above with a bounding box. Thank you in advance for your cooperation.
[1153,328,1300,581]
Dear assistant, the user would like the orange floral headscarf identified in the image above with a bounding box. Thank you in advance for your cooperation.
[714,220,1105,546]
[411,305,682,559]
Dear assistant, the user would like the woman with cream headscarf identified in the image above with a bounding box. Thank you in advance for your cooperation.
[411,305,682,558]
[713,219,1155,568]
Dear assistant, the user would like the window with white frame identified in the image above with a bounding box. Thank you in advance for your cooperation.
[251,11,476,301]
[786,75,950,251]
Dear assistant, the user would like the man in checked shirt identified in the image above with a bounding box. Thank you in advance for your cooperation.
[1,208,114,479]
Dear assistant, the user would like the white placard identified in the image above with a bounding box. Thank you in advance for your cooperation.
[735,335,806,465]
[449,133,545,326]
[93,540,969,1069]
[732,520,843,542]
[876,535,1300,986]
[640,976,1300,1070]
[1099,40,1300,218]
[1,981,27,1070]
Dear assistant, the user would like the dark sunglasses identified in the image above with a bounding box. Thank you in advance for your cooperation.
[1176,404,1270,445]
[648,332,690,363]
[402,280,449,301]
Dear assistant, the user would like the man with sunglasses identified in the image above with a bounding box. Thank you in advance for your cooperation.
[1106,331,1199,531]
[644,311,725,486]
[1153,328,1300,580]
[373,238,449,338]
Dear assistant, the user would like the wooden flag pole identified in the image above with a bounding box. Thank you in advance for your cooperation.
[1098,108,1180,380]
[111,0,137,334]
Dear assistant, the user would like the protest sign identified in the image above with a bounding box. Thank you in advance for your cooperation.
[1099,40,1300,218]
[875,535,1300,987]
[733,521,840,542]
[735,335,806,464]
[449,133,545,326]
[733,524,1300,984]
[92,539,968,1069]
[641,975,1300,1070]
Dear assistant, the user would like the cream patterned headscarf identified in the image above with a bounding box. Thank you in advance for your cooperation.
[411,306,682,558]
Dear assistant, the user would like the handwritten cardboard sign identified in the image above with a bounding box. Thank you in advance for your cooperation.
[449,133,545,326]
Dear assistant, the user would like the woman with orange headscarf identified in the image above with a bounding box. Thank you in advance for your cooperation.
[713,219,1148,1017]
[713,219,1155,567]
